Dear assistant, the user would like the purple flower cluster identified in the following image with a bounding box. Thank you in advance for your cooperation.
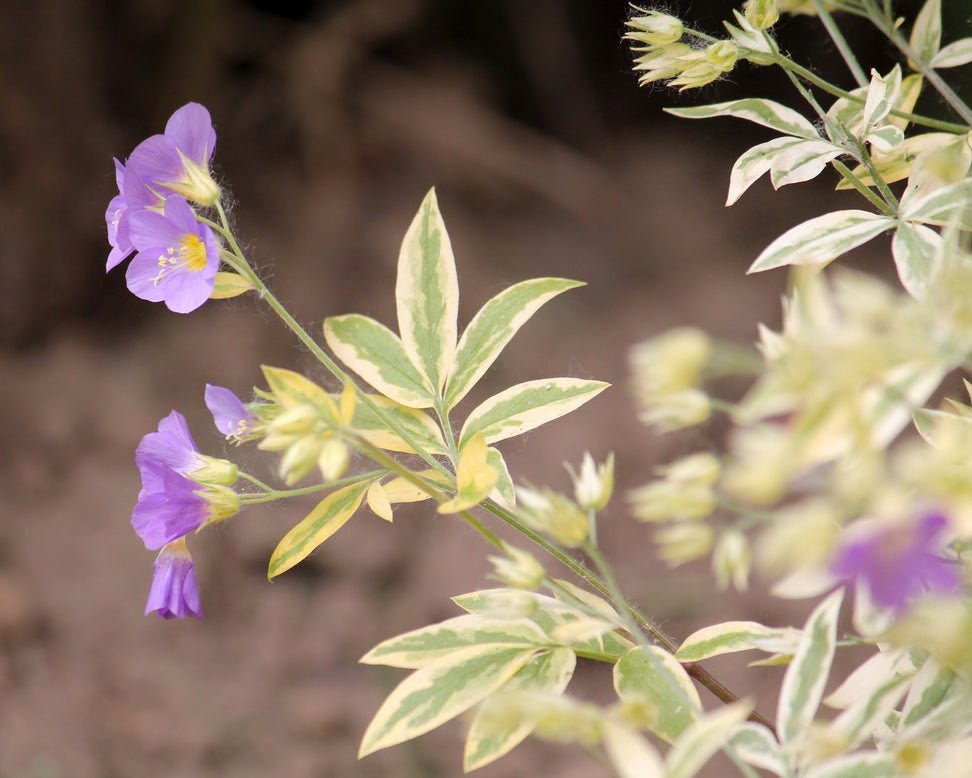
[106,103,221,313]
[831,513,962,614]
[135,386,250,620]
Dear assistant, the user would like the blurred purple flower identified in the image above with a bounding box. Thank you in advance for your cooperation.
[205,384,258,442]
[831,513,962,613]
[145,538,203,620]
[124,102,220,207]
[125,194,220,313]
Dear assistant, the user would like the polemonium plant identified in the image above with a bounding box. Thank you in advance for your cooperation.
[108,1,972,775]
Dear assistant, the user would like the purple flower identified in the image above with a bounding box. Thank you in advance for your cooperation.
[133,410,239,550]
[133,466,212,550]
[145,538,203,620]
[133,411,207,549]
[124,102,220,207]
[106,160,134,271]
[125,194,220,313]
[205,384,258,442]
[831,513,962,613]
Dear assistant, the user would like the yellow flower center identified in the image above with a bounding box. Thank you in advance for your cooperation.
[179,234,208,273]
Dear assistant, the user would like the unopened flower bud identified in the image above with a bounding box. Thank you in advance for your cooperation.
[654,522,714,565]
[317,437,350,483]
[516,486,590,547]
[489,545,546,590]
[278,435,321,485]
[626,12,683,47]
[269,404,319,435]
[570,452,615,511]
[713,530,751,591]
[745,0,780,30]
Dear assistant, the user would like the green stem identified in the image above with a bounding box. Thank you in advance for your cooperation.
[812,0,868,87]
[831,159,896,215]
[238,469,386,503]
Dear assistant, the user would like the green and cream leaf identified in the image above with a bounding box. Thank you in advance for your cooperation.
[666,98,820,139]
[445,278,584,408]
[267,480,371,579]
[459,378,609,447]
[463,647,576,771]
[614,646,701,743]
[324,314,434,407]
[362,614,550,669]
[776,589,843,745]
[395,188,459,395]
[748,211,893,273]
[359,645,539,756]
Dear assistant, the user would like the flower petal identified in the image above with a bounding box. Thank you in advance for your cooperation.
[164,102,216,166]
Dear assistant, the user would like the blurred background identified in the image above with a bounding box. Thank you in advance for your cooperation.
[0,0,963,776]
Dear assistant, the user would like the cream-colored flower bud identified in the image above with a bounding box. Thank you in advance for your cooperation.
[745,0,780,30]
[712,530,751,591]
[660,452,721,487]
[637,389,711,431]
[654,522,714,565]
[489,545,546,590]
[278,435,321,485]
[317,436,350,483]
[630,327,712,396]
[629,481,716,522]
[516,486,589,547]
[269,404,319,435]
[626,12,683,47]
[571,452,615,511]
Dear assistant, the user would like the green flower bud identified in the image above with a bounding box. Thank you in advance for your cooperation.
[745,0,780,30]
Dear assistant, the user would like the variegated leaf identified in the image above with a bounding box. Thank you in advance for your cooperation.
[730,723,788,777]
[748,210,893,273]
[891,222,940,298]
[261,365,339,421]
[665,702,752,778]
[776,589,843,745]
[487,446,516,507]
[267,480,371,579]
[209,271,255,299]
[614,646,701,743]
[324,314,433,407]
[666,98,819,140]
[358,645,538,756]
[830,673,911,750]
[728,137,805,205]
[396,188,459,395]
[900,178,972,230]
[362,614,549,669]
[445,278,583,408]
[350,394,447,456]
[931,37,972,68]
[769,139,845,189]
[602,721,665,778]
[676,621,779,662]
[459,378,609,447]
[800,751,896,778]
[909,0,942,66]
[900,658,956,731]
[366,481,393,522]
[464,647,576,771]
